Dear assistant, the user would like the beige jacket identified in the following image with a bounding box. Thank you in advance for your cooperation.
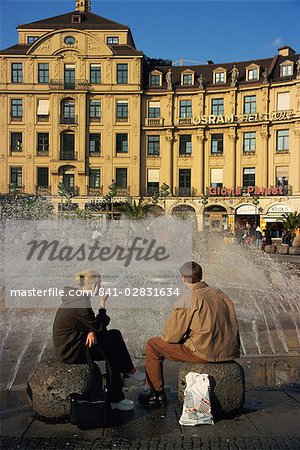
[162,281,240,361]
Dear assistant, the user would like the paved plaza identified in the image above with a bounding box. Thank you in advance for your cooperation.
[1,361,300,450]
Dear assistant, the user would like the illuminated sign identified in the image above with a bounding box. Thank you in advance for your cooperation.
[208,186,285,196]
[192,110,293,125]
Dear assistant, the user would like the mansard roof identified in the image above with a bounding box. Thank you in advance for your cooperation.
[17,11,129,30]
[145,54,300,89]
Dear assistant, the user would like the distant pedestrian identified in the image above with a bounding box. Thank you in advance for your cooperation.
[255,226,263,250]
[264,228,272,245]
[282,229,292,247]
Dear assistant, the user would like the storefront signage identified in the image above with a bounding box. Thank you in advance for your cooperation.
[267,205,292,214]
[236,205,257,215]
[192,110,293,125]
[208,186,286,196]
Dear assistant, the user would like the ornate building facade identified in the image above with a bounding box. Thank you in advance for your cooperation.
[0,0,299,230]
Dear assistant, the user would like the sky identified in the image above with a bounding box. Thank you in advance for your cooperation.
[0,0,299,64]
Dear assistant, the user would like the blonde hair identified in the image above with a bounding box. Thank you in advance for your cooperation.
[74,269,100,288]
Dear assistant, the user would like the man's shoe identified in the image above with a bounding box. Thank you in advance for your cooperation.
[110,399,134,411]
[138,390,167,406]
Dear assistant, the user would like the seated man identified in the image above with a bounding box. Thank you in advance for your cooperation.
[138,261,240,405]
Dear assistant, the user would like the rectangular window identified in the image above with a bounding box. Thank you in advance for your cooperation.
[150,74,160,86]
[243,132,256,153]
[277,92,290,111]
[10,167,22,187]
[282,65,292,76]
[248,68,258,80]
[244,95,256,114]
[37,167,49,187]
[276,166,289,194]
[63,173,74,188]
[37,133,49,154]
[182,74,193,85]
[179,135,192,156]
[180,100,192,118]
[38,63,49,83]
[90,64,101,84]
[243,167,255,187]
[116,133,128,153]
[89,100,101,119]
[27,36,39,44]
[148,101,160,118]
[117,64,128,84]
[178,169,191,195]
[89,133,101,155]
[10,133,23,152]
[11,99,23,119]
[116,168,127,188]
[276,130,289,152]
[211,98,224,115]
[64,64,75,89]
[211,168,223,188]
[147,135,160,156]
[211,134,223,154]
[107,36,119,44]
[89,168,101,188]
[116,101,128,120]
[61,133,75,159]
[147,169,159,195]
[11,63,23,83]
[214,72,225,83]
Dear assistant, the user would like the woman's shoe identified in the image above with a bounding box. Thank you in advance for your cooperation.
[138,390,167,406]
[110,399,134,411]
[123,369,146,387]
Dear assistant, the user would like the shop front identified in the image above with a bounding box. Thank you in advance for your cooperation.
[204,205,228,231]
[262,204,293,238]
[234,204,260,231]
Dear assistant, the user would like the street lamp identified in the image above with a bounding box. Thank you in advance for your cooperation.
[253,195,260,226]
[160,182,170,212]
[108,180,117,219]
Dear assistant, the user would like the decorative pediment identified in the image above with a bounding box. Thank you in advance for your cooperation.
[213,67,227,83]
[27,29,113,57]
[246,63,260,81]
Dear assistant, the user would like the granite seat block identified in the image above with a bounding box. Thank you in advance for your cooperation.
[178,361,245,419]
[27,359,101,419]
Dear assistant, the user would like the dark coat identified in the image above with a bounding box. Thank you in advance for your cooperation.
[53,287,110,363]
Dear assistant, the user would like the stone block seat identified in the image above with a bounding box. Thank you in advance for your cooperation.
[27,359,101,419]
[277,244,289,254]
[264,244,276,253]
[178,361,245,419]
[289,246,300,255]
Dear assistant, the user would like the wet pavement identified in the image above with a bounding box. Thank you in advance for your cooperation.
[1,361,300,450]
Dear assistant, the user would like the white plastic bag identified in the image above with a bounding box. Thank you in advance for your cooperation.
[179,372,214,426]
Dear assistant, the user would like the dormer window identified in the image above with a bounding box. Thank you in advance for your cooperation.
[27,36,39,44]
[71,14,81,23]
[107,37,119,45]
[246,64,260,81]
[181,70,194,86]
[64,36,76,45]
[280,60,293,77]
[213,67,226,84]
[248,69,258,80]
[149,70,162,87]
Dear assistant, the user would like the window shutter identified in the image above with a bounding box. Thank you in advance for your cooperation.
[277,92,290,111]
[147,169,159,182]
[211,168,223,183]
[37,99,50,115]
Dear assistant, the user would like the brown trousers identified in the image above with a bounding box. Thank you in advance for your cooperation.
[145,337,206,393]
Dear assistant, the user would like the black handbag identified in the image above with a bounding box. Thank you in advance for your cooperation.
[69,346,112,429]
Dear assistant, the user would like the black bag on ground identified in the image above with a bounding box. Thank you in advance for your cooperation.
[69,347,112,429]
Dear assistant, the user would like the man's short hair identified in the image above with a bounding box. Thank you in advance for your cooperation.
[180,261,202,283]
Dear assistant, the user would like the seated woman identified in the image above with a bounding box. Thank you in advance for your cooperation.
[53,269,144,411]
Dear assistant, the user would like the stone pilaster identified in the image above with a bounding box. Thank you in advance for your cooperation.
[260,126,270,186]
[293,127,300,194]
